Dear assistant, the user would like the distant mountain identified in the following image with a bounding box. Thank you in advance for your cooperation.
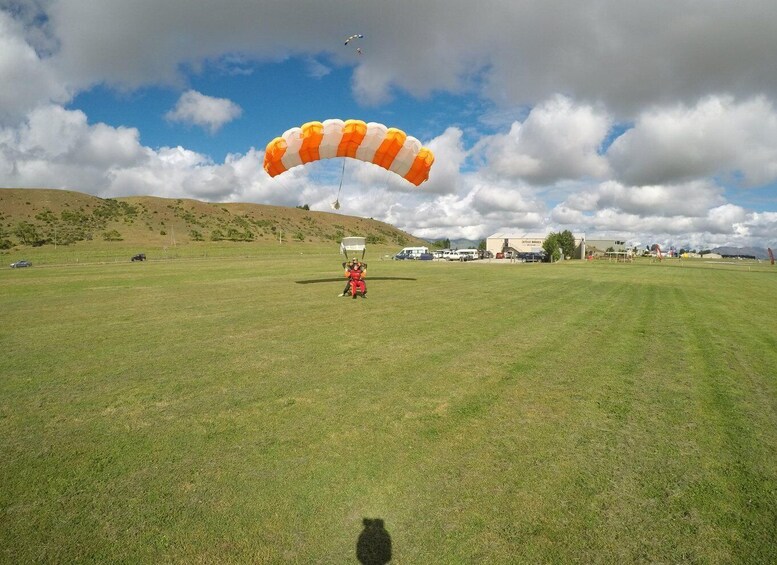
[0,188,425,250]
[423,238,482,249]
[712,246,770,259]
[450,239,483,249]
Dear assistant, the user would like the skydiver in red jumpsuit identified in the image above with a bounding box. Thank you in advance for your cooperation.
[344,258,367,299]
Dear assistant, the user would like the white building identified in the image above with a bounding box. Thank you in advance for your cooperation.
[486,232,586,258]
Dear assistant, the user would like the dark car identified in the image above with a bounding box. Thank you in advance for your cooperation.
[522,252,545,263]
[10,260,32,268]
[131,253,146,262]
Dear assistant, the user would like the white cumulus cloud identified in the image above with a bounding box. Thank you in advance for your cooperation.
[476,96,611,185]
[165,90,242,133]
[608,95,777,187]
[0,10,70,123]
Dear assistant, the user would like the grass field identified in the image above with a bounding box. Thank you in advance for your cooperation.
[2,250,776,563]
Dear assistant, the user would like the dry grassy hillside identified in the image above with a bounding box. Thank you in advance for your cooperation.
[0,188,425,250]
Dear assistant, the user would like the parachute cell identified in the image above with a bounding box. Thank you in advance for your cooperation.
[338,119,368,158]
[298,121,324,164]
[354,122,387,162]
[373,128,407,169]
[263,120,434,186]
[319,119,345,159]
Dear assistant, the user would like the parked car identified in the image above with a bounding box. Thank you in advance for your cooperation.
[444,250,462,261]
[521,252,544,263]
[10,259,32,268]
[457,249,478,261]
[131,253,146,262]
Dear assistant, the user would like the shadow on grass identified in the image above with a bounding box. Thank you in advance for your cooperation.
[356,518,392,565]
[295,277,417,284]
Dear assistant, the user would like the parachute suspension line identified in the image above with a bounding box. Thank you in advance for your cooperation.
[338,158,347,196]
[332,159,346,210]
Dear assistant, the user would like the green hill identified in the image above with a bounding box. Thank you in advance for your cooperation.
[0,188,425,251]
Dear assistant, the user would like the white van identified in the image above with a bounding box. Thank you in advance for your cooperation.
[457,249,479,261]
[394,246,430,260]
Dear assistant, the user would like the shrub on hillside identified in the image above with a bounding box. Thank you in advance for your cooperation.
[14,222,45,246]
[103,230,123,241]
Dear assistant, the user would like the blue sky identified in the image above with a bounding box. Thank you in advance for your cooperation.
[66,56,499,168]
[2,1,777,248]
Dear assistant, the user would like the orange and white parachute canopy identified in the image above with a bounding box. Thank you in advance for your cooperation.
[263,119,435,186]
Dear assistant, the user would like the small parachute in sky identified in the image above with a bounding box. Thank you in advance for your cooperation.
[345,34,364,55]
